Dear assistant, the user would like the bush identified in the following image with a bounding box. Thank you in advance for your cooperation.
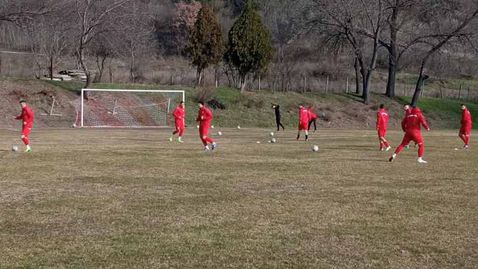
[207,98,226,109]
[195,87,215,103]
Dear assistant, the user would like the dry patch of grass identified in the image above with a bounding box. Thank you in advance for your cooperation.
[0,128,477,268]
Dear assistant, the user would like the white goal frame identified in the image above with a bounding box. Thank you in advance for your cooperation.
[80,88,185,128]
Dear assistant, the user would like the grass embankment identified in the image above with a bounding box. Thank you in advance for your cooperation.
[46,80,477,129]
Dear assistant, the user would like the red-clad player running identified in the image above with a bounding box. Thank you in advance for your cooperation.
[14,100,34,152]
[307,106,318,132]
[376,104,391,151]
[389,106,430,164]
[459,104,472,149]
[196,101,217,151]
[297,105,310,141]
[170,101,185,143]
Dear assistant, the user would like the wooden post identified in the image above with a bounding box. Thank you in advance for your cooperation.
[326,76,329,94]
[467,87,470,100]
[258,75,261,91]
[458,84,462,99]
[346,77,349,93]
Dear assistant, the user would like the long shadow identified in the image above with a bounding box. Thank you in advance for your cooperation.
[337,93,365,103]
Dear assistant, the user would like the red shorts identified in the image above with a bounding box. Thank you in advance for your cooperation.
[298,122,308,131]
[199,122,210,137]
[400,131,423,146]
[22,125,32,137]
[175,120,185,131]
[460,126,471,135]
[377,128,387,138]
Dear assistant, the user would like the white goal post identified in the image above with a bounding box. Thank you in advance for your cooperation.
[80,88,185,128]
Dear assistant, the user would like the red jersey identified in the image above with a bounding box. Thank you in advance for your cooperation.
[461,108,472,128]
[16,105,34,127]
[173,105,185,120]
[402,108,429,133]
[299,107,310,125]
[197,106,213,123]
[376,108,389,130]
[308,109,317,120]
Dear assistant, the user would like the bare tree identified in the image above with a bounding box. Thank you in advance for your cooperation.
[0,0,50,25]
[23,2,74,79]
[74,0,132,92]
[313,0,385,104]
[410,4,478,105]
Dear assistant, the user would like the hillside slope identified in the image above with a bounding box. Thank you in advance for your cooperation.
[0,78,476,130]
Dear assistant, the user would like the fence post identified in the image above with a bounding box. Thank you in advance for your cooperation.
[346,77,349,94]
[326,76,329,94]
[458,84,462,99]
[467,87,470,100]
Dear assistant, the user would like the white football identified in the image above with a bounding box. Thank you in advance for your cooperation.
[218,131,223,136]
[256,141,261,144]
[237,125,241,129]
[196,125,200,128]
[211,125,215,129]
[270,132,274,137]
[72,123,77,128]
[312,145,319,152]
[270,138,277,143]
[12,145,18,152]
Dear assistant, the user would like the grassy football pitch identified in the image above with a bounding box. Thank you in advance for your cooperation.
[0,128,476,268]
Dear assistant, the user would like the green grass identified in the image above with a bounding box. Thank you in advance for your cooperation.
[397,96,478,129]
[40,80,476,130]
[0,128,477,268]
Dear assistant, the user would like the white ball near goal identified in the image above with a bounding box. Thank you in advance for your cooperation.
[12,145,18,152]
[270,132,274,137]
[217,131,223,136]
[196,125,200,129]
[312,145,319,152]
[237,125,241,129]
[211,125,215,129]
[270,138,277,143]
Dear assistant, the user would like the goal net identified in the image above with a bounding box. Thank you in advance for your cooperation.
[78,89,185,128]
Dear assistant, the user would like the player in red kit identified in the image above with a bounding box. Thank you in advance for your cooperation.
[389,106,430,164]
[170,101,185,143]
[14,100,34,152]
[459,104,472,149]
[196,101,216,151]
[297,105,310,141]
[307,106,318,132]
[376,104,391,151]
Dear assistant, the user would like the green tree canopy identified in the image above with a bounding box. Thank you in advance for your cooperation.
[225,0,273,92]
[185,4,224,86]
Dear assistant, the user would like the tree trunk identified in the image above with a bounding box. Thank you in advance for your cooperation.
[360,62,369,104]
[240,76,247,93]
[196,68,203,87]
[385,2,399,97]
[78,48,91,98]
[95,55,107,83]
[49,55,54,80]
[354,57,360,94]
[411,62,427,106]
[386,56,397,97]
